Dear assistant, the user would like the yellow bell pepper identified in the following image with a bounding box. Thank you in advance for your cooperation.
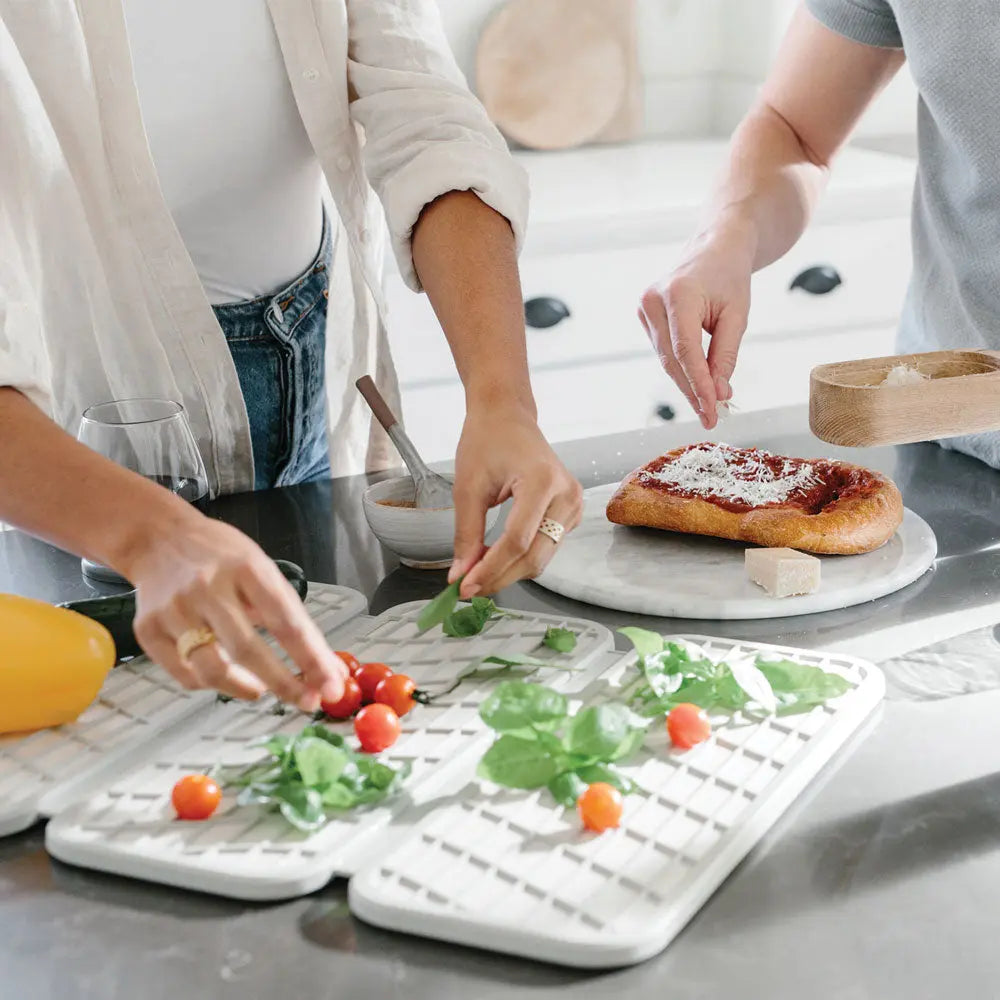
[0,594,116,735]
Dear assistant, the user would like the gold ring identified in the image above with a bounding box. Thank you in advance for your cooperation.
[538,517,565,545]
[177,627,217,660]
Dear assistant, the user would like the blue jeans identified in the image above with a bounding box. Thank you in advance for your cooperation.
[214,214,332,490]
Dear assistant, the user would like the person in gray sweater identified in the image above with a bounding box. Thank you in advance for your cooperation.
[641,0,999,467]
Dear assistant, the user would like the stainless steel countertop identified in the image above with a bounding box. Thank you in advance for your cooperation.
[3,406,1000,999]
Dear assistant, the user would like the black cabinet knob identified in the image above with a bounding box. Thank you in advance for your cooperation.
[789,265,842,295]
[655,403,676,422]
[524,296,570,329]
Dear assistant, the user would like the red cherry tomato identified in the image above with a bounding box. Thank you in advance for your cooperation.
[374,674,418,717]
[355,662,394,703]
[321,676,363,719]
[666,703,712,750]
[577,782,623,833]
[354,703,401,753]
[335,651,362,677]
[172,774,222,821]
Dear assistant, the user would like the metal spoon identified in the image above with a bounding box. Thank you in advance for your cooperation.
[356,376,454,509]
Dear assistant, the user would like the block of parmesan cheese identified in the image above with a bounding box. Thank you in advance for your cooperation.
[745,547,821,598]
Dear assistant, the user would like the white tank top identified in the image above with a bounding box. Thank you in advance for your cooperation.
[123,0,324,305]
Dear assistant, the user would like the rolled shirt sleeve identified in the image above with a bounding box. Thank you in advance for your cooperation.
[346,0,529,291]
[806,0,904,48]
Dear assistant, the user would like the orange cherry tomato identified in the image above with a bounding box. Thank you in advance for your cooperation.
[335,651,362,677]
[666,703,712,750]
[355,662,393,703]
[577,782,623,833]
[321,675,363,719]
[172,774,222,821]
[354,703,401,753]
[374,674,418,717]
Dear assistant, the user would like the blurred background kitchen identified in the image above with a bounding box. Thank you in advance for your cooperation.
[392,0,918,460]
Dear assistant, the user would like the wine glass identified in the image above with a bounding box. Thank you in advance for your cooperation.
[77,398,209,584]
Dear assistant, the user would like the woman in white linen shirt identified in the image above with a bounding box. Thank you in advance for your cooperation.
[0,1,582,709]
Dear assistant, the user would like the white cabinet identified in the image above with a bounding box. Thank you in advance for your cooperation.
[385,140,916,461]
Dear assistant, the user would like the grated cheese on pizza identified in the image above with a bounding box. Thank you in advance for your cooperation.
[637,442,818,508]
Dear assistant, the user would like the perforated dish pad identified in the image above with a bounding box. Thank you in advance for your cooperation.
[0,583,366,838]
[44,602,613,897]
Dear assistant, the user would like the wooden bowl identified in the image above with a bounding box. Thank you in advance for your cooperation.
[810,349,1000,447]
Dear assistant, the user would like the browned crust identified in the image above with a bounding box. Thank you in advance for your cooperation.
[605,448,904,555]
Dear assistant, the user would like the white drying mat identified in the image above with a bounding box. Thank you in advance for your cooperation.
[535,484,937,620]
[348,636,884,968]
[0,582,366,839]
[44,602,614,899]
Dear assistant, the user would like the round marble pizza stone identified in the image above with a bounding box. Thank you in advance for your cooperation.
[535,484,938,621]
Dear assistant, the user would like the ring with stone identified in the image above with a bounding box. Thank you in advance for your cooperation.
[537,517,565,545]
[176,626,217,661]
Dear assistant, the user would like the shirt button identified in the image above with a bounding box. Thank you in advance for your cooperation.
[336,154,351,171]
[303,68,319,81]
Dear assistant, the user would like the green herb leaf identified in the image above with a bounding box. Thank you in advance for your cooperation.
[481,653,555,669]
[618,627,666,660]
[442,602,494,637]
[297,725,346,748]
[566,704,632,759]
[548,771,588,807]
[757,659,851,714]
[417,579,461,633]
[276,783,325,832]
[320,782,357,809]
[477,734,561,789]
[573,763,638,795]
[608,724,647,762]
[293,737,348,789]
[479,681,568,733]
[542,627,577,653]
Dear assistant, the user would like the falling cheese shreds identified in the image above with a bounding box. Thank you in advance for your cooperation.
[881,364,928,387]
[639,443,818,507]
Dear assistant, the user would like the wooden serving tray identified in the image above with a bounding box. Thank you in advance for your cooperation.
[810,349,1000,447]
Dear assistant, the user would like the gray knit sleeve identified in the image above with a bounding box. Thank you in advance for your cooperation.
[805,0,903,48]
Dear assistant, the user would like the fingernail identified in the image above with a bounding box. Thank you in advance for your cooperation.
[448,562,463,585]
[300,691,321,714]
[715,376,729,399]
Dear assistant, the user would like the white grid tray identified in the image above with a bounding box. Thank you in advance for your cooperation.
[44,602,614,899]
[348,636,885,968]
[0,582,366,839]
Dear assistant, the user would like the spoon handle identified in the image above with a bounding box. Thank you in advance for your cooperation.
[356,375,399,434]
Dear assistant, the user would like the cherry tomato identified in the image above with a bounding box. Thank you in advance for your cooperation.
[667,703,712,750]
[335,650,362,677]
[375,674,418,717]
[355,662,394,703]
[172,774,222,821]
[321,675,363,719]
[354,703,401,753]
[577,782,623,833]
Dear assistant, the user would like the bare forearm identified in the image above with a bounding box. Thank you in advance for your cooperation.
[702,103,830,274]
[0,388,198,573]
[410,190,535,416]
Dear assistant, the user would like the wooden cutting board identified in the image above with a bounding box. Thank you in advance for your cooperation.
[535,484,937,621]
[476,0,640,151]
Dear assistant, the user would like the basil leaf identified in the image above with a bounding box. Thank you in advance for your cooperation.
[548,771,588,807]
[757,659,851,714]
[481,654,554,669]
[574,763,638,795]
[276,784,326,832]
[608,724,647,763]
[296,725,345,748]
[237,783,280,807]
[294,737,349,789]
[320,782,358,810]
[417,580,461,633]
[477,734,561,789]
[723,654,776,713]
[257,734,293,758]
[354,756,399,791]
[479,681,567,733]
[618,627,665,660]
[442,603,492,637]
[566,704,632,759]
[542,627,577,653]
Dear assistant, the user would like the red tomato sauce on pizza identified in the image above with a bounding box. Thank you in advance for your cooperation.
[636,443,879,515]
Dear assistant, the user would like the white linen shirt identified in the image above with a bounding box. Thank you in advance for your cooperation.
[0,0,528,496]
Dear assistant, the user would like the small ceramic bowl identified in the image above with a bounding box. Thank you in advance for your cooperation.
[362,475,500,570]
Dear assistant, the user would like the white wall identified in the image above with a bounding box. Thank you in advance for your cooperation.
[434,0,917,140]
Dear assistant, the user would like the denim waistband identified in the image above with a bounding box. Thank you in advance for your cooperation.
[215,210,334,340]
